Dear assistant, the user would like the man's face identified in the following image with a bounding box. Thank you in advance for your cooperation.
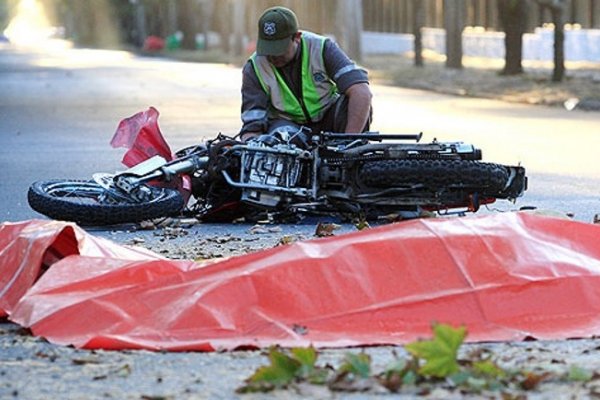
[266,35,299,68]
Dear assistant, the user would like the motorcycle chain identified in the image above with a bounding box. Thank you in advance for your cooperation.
[324,153,387,166]
[325,152,450,166]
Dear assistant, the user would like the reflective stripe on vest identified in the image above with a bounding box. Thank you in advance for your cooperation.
[250,32,339,124]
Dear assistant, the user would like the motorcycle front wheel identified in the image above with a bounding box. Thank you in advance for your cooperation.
[28,179,184,225]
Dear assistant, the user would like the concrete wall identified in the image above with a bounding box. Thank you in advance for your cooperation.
[362,27,600,63]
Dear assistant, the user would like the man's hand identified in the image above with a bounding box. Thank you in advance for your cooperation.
[345,83,373,133]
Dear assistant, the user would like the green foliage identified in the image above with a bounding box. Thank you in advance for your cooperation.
[237,346,330,393]
[239,347,300,392]
[567,365,593,382]
[238,323,594,395]
[472,359,506,379]
[338,353,372,378]
[405,323,467,377]
[378,357,420,392]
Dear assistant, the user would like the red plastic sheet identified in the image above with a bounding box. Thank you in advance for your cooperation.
[110,106,173,167]
[0,220,159,318]
[2,213,600,351]
[110,106,191,201]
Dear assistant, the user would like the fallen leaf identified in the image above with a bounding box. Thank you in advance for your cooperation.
[354,220,370,230]
[338,353,372,379]
[315,222,340,237]
[237,347,301,392]
[278,235,296,245]
[567,365,593,382]
[520,371,551,390]
[405,323,466,378]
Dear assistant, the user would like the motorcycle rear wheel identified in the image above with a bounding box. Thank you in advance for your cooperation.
[28,179,184,225]
[358,159,509,194]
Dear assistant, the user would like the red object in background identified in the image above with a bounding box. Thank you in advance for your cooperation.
[143,36,165,51]
[2,213,600,351]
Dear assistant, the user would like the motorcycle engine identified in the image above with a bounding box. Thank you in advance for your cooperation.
[240,140,303,208]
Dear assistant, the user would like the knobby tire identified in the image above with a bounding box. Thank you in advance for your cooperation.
[28,179,184,225]
[358,159,509,194]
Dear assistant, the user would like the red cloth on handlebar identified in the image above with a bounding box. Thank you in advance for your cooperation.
[110,106,173,166]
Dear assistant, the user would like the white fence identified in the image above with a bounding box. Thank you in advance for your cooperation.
[362,27,600,62]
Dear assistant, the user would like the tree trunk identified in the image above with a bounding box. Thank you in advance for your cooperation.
[335,0,363,61]
[413,0,425,67]
[444,0,464,69]
[66,0,119,48]
[133,0,147,48]
[535,0,567,82]
[551,6,565,81]
[0,1,8,29]
[593,0,600,28]
[165,0,178,36]
[498,0,527,75]
[215,0,230,54]
[231,0,245,57]
[200,0,215,51]
[178,0,198,50]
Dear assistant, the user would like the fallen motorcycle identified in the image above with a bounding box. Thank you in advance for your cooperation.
[28,107,527,225]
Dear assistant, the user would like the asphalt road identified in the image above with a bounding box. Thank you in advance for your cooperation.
[2,41,600,400]
[1,41,600,226]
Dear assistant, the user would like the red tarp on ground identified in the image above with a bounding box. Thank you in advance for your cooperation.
[2,213,600,351]
[0,220,160,318]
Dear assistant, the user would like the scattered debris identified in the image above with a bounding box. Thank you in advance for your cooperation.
[315,222,341,237]
[278,235,297,246]
[72,357,102,365]
[93,364,132,380]
[247,225,283,234]
[139,220,157,230]
[354,220,371,231]
[291,324,308,336]
[130,237,145,245]
[155,227,189,240]
[249,225,269,234]
[206,235,240,244]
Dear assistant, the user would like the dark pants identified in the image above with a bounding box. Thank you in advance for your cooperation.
[267,95,372,137]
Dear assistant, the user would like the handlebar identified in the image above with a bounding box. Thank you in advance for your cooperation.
[322,132,423,142]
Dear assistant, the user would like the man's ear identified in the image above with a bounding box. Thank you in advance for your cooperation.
[293,32,302,41]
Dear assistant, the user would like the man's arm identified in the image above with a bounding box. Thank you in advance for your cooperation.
[322,40,372,133]
[344,82,372,133]
[240,61,269,141]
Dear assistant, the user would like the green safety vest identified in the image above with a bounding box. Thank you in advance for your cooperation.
[250,32,339,124]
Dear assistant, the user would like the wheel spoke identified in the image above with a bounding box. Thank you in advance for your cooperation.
[45,182,116,205]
